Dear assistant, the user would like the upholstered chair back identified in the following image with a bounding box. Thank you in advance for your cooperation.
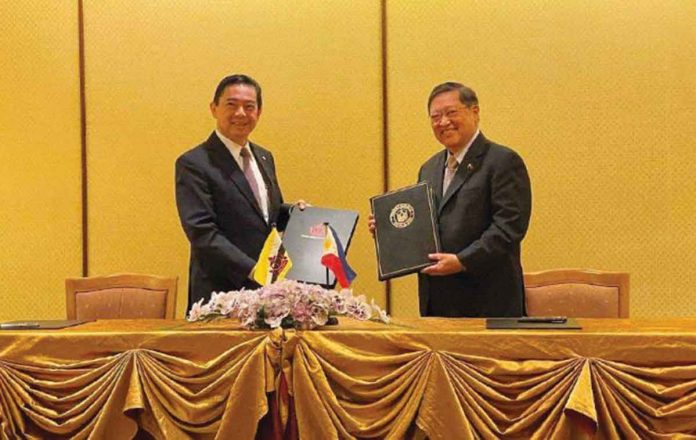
[66,273,178,320]
[524,269,629,318]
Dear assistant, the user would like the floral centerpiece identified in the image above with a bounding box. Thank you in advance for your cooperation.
[187,279,390,330]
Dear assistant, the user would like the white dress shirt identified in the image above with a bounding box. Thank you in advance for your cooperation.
[215,130,270,223]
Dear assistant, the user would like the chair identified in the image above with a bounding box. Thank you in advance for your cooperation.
[524,269,629,318]
[66,273,178,320]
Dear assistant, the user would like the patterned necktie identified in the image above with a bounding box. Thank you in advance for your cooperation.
[443,155,459,195]
[239,147,263,210]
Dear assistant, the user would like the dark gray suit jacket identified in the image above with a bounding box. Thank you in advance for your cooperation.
[175,132,290,310]
[417,132,532,317]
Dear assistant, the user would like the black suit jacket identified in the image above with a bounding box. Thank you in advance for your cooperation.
[175,132,290,310]
[417,132,532,317]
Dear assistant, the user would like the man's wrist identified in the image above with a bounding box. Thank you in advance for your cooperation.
[457,255,467,272]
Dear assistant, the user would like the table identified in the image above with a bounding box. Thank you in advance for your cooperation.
[0,320,281,439]
[2,318,696,439]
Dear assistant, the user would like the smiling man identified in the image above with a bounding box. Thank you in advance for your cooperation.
[176,74,293,311]
[416,82,532,317]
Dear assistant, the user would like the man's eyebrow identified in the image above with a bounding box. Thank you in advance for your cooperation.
[223,98,256,104]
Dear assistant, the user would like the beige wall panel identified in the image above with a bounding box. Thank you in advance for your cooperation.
[83,0,384,317]
[387,1,696,317]
[0,1,82,320]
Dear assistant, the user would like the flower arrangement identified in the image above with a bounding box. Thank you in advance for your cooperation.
[187,279,390,330]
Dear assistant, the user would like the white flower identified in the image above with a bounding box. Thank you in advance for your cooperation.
[309,303,329,327]
[189,279,389,329]
[187,298,206,321]
[371,299,390,324]
[217,293,238,316]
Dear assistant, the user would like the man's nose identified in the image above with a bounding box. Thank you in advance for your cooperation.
[437,116,450,126]
[234,106,246,116]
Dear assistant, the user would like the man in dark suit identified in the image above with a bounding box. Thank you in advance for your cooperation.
[176,74,294,311]
[370,82,531,317]
[418,82,532,317]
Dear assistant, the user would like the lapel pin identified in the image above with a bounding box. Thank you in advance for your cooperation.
[467,163,475,171]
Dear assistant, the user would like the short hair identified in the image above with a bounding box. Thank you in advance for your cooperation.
[213,74,263,109]
[427,82,478,112]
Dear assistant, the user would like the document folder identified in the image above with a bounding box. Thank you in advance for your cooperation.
[0,320,91,330]
[486,317,582,330]
[282,206,359,287]
[370,182,441,280]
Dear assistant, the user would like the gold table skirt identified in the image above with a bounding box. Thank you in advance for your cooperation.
[1,318,696,439]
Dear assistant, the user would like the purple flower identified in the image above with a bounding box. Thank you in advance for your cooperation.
[344,294,372,321]
[187,278,389,329]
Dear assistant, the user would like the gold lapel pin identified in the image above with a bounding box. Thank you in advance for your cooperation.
[467,163,474,171]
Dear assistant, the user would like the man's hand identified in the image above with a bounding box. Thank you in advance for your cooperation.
[367,213,376,237]
[421,253,464,276]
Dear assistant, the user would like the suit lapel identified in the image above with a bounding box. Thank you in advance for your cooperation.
[430,151,447,209]
[438,133,489,215]
[206,133,265,222]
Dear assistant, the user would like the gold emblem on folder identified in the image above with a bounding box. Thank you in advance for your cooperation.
[389,203,415,228]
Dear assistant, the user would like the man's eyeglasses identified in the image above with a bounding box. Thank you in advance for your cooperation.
[429,106,471,123]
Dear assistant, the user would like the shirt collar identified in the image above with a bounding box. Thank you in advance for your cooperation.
[215,129,251,163]
[448,128,480,165]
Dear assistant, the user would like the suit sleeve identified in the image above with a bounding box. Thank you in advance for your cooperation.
[456,152,532,274]
[276,203,294,231]
[271,156,293,231]
[175,155,256,286]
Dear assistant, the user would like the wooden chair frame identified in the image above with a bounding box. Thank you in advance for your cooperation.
[66,273,178,319]
[524,269,630,318]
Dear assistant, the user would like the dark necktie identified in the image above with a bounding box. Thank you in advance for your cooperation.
[239,147,263,210]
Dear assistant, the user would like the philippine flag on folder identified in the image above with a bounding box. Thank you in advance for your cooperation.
[321,224,356,289]
[253,227,292,286]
